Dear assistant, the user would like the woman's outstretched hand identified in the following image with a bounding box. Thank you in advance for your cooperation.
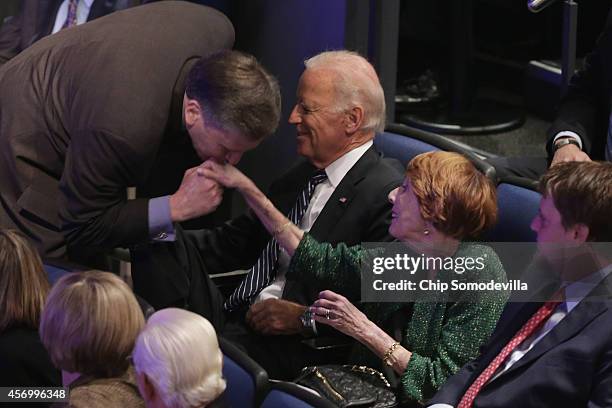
[199,159,251,190]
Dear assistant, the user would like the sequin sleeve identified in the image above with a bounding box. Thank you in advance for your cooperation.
[287,233,371,298]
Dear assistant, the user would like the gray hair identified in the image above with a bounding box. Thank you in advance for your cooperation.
[133,308,226,408]
[304,50,385,133]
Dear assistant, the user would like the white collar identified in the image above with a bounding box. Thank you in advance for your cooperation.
[563,262,612,312]
[83,0,95,8]
[323,141,373,187]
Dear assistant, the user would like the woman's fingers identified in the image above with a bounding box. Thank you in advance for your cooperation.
[312,298,335,310]
[318,289,343,301]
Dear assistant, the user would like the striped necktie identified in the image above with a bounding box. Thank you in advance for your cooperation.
[224,169,328,311]
[61,0,79,30]
[457,288,565,408]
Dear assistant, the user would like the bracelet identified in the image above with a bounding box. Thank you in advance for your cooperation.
[273,221,292,236]
[554,137,581,153]
[382,342,400,366]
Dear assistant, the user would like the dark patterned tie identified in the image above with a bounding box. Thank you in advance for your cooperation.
[224,169,328,311]
[61,0,79,30]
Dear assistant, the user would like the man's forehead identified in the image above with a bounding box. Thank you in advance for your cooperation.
[298,69,336,98]
[540,194,561,217]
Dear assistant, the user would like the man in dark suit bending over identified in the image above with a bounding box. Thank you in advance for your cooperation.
[133,50,404,378]
[427,160,612,408]
[0,2,281,263]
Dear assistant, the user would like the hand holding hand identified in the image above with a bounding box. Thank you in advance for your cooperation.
[169,166,223,222]
[311,290,372,341]
[551,144,591,166]
[199,160,252,190]
[246,299,307,335]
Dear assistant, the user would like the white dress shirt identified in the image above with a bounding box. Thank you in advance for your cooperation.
[254,141,374,302]
[52,0,94,34]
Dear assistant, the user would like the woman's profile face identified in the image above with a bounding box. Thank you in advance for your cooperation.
[388,178,428,243]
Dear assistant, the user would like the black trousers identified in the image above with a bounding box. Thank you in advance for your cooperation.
[486,156,548,180]
[131,226,346,379]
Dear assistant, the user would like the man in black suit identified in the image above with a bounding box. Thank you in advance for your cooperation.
[0,0,156,66]
[132,50,404,378]
[427,160,612,408]
[0,3,281,261]
[492,8,612,179]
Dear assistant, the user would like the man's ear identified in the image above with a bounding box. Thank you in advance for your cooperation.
[571,223,590,243]
[184,96,202,128]
[344,106,364,135]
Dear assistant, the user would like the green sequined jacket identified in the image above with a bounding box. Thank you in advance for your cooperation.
[287,234,508,403]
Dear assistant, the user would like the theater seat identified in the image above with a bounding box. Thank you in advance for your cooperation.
[260,381,336,408]
[42,258,86,284]
[484,176,541,242]
[377,123,497,182]
[219,336,269,408]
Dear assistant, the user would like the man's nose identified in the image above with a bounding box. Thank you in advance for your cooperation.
[388,187,398,204]
[288,104,300,124]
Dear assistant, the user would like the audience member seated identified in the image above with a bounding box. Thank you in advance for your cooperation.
[133,308,227,408]
[491,6,612,180]
[427,160,612,408]
[202,151,509,404]
[132,49,403,379]
[0,0,154,66]
[0,229,60,387]
[40,270,145,407]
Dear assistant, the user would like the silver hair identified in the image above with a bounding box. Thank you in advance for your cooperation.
[133,309,226,408]
[304,50,386,133]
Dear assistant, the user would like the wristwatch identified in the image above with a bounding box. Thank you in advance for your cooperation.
[299,309,318,336]
[554,137,581,153]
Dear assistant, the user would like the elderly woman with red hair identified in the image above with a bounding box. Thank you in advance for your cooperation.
[203,151,508,403]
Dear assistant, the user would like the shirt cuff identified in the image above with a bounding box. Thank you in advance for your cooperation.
[427,404,454,408]
[553,131,583,150]
[148,196,176,241]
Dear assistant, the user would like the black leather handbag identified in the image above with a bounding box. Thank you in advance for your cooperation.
[295,365,398,408]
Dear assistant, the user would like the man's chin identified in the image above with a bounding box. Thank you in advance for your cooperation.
[295,145,312,160]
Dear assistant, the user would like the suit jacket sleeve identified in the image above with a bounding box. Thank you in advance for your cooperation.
[546,11,612,159]
[362,176,402,242]
[179,209,270,274]
[60,129,152,250]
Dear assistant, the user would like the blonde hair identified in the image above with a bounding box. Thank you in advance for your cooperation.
[304,50,386,133]
[0,230,49,331]
[133,308,226,408]
[40,271,144,377]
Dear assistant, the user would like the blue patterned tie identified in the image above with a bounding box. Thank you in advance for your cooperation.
[61,0,79,30]
[224,169,328,311]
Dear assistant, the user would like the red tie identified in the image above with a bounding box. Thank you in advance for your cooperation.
[457,289,565,408]
[61,0,79,30]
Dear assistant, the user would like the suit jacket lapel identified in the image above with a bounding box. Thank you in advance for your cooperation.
[309,146,378,241]
[38,0,62,40]
[491,276,612,381]
[269,160,315,216]
[88,0,118,21]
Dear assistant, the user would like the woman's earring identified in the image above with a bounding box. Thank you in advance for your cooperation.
[423,229,430,236]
